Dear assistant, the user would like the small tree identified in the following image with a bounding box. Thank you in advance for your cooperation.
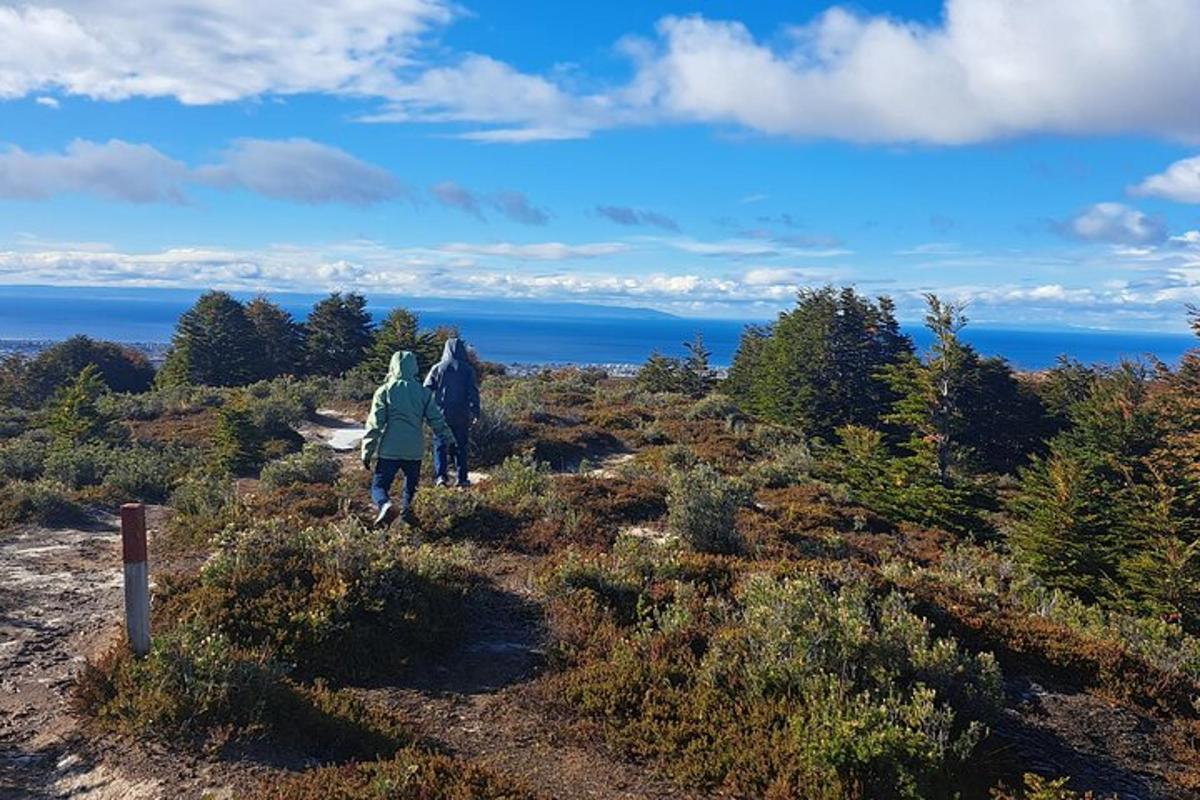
[50,364,108,444]
[636,352,683,394]
[213,401,263,476]
[680,332,714,398]
[302,292,373,376]
[667,463,743,554]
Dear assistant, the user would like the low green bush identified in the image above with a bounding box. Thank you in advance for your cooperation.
[74,623,415,759]
[0,436,49,481]
[169,471,234,518]
[0,479,84,527]
[470,406,520,466]
[191,519,475,680]
[260,443,340,488]
[412,485,487,539]
[544,544,1002,799]
[684,393,742,421]
[487,452,553,515]
[667,463,744,554]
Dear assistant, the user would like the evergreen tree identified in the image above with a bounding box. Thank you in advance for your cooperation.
[158,291,258,387]
[1009,363,1161,603]
[680,332,714,398]
[725,324,770,399]
[731,286,912,440]
[302,292,373,376]
[636,352,684,394]
[244,295,303,380]
[361,307,444,379]
[50,364,108,444]
[13,336,154,406]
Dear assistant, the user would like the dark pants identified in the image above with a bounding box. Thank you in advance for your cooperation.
[433,417,470,485]
[371,458,421,513]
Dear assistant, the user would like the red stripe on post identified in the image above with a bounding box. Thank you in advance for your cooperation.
[120,503,147,564]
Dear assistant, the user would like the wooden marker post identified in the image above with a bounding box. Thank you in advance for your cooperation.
[120,503,151,657]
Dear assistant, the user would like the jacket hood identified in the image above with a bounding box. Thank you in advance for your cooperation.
[440,338,468,363]
[386,351,419,382]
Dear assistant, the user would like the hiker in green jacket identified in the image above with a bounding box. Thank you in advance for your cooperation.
[362,351,453,527]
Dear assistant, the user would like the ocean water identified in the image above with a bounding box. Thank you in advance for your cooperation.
[0,286,1195,370]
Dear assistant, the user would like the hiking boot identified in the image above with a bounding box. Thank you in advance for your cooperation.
[400,508,418,527]
[373,502,397,528]
[456,478,472,489]
[434,476,448,488]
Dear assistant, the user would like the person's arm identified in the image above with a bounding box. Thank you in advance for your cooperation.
[422,388,453,440]
[361,386,387,469]
[468,367,481,421]
[423,364,440,390]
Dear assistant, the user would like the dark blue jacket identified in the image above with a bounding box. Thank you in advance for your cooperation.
[423,338,480,423]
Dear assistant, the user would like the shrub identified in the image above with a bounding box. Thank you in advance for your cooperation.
[0,480,84,527]
[545,551,1001,799]
[43,443,111,489]
[667,463,744,554]
[260,443,340,488]
[412,485,487,539]
[75,621,278,735]
[487,452,553,515]
[74,625,415,758]
[103,446,188,502]
[169,471,233,518]
[0,436,49,481]
[746,441,814,489]
[470,405,520,466]
[685,393,742,421]
[192,520,474,680]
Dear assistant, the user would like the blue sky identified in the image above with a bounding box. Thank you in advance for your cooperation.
[1,0,1200,330]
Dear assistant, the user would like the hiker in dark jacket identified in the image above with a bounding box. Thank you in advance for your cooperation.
[362,350,453,527]
[423,337,480,487]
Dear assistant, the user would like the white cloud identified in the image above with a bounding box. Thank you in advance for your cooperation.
[626,2,1200,144]
[0,1,453,103]
[439,242,627,261]
[1132,155,1200,203]
[194,139,407,205]
[1061,202,1168,245]
[0,137,408,206]
[0,139,189,203]
[34,95,58,108]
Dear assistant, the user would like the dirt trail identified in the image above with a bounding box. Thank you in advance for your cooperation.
[369,548,709,800]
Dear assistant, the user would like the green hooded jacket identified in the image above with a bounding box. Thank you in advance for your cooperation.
[362,351,452,463]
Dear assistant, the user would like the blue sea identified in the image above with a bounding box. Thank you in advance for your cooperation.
[0,285,1195,370]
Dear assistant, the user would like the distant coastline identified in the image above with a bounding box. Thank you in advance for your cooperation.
[1,285,1196,370]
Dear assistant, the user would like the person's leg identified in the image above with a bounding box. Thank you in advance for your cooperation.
[399,459,421,516]
[371,459,401,508]
[432,429,450,485]
[453,418,470,486]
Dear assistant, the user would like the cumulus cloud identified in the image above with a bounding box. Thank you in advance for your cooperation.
[1131,155,1200,203]
[1059,202,1168,245]
[34,95,58,108]
[596,205,680,231]
[623,2,1200,144]
[439,241,627,261]
[0,0,453,103]
[0,139,189,203]
[0,137,411,206]
[195,139,407,205]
